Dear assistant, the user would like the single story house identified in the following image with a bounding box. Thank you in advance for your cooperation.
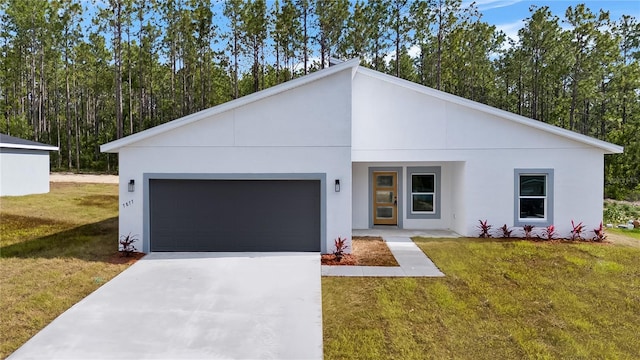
[0,133,59,196]
[101,59,623,254]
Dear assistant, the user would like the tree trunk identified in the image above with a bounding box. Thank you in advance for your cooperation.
[65,29,72,169]
[303,4,308,75]
[114,0,124,139]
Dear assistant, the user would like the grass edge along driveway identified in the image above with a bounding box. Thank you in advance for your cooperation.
[0,183,135,359]
[322,236,640,359]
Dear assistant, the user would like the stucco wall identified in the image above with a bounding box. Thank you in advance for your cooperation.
[352,151,603,238]
[0,149,51,196]
[458,147,604,238]
[351,71,606,238]
[117,69,353,253]
[450,161,467,235]
[352,71,591,154]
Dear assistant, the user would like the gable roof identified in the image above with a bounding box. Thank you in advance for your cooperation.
[101,59,623,154]
[356,67,623,154]
[101,59,360,153]
[0,133,59,151]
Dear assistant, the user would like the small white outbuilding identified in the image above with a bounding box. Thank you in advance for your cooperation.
[0,133,58,196]
[101,59,623,253]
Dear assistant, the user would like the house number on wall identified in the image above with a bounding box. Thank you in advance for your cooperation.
[122,200,134,208]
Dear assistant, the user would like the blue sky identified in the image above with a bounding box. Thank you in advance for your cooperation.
[83,1,640,43]
[465,0,640,41]
[79,0,639,69]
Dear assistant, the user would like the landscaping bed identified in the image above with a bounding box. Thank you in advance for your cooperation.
[321,236,399,266]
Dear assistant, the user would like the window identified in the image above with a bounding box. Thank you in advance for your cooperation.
[411,174,435,213]
[407,167,441,219]
[514,169,554,226]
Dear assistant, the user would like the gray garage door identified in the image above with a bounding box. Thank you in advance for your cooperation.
[149,179,321,252]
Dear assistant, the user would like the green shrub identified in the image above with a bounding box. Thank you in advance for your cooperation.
[604,201,640,224]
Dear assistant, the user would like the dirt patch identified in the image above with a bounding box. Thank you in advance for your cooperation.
[321,236,399,266]
[321,253,357,265]
[108,252,146,265]
[50,173,118,184]
[606,232,640,248]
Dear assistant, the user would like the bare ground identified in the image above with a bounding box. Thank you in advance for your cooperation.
[50,173,118,184]
[321,236,399,266]
[606,232,640,248]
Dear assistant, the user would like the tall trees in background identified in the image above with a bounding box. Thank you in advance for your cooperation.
[272,0,301,81]
[314,0,348,68]
[0,0,638,198]
[223,0,242,99]
[241,0,267,92]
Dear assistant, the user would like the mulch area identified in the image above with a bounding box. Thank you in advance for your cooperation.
[321,253,357,265]
[106,243,400,267]
[107,252,146,265]
[321,236,399,266]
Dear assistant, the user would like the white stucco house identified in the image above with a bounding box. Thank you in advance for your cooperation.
[101,59,623,254]
[1,133,59,196]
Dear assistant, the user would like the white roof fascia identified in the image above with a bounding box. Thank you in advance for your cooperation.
[357,67,624,154]
[101,59,361,153]
[0,143,59,151]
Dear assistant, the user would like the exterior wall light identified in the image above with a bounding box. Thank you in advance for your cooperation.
[128,179,135,192]
[335,179,340,192]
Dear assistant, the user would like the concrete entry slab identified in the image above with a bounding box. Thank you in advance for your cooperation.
[8,252,323,360]
[352,228,461,238]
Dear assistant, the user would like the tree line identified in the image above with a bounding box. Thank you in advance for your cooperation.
[1,0,638,199]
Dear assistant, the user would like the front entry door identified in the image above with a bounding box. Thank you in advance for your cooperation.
[373,172,398,225]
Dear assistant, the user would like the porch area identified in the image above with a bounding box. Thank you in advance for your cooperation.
[352,228,461,238]
[352,161,467,236]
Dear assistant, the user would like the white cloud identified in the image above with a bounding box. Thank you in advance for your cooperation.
[380,44,421,65]
[463,0,524,12]
[407,44,420,58]
[495,19,524,43]
[292,56,322,73]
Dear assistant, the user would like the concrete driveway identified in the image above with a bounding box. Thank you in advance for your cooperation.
[8,252,323,360]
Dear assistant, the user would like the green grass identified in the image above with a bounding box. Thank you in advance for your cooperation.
[3,185,639,359]
[323,237,640,359]
[0,183,132,359]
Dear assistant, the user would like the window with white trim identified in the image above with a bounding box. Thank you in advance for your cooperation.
[519,175,546,218]
[514,169,554,226]
[406,167,441,219]
[411,173,435,214]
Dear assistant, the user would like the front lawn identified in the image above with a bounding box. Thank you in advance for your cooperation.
[0,183,134,359]
[4,185,640,359]
[323,237,640,359]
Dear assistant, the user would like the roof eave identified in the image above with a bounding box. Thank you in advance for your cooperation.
[0,143,59,151]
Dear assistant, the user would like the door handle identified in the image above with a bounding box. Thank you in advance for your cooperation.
[394,197,397,206]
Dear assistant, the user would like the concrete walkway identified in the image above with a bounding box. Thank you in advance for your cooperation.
[322,231,451,277]
[9,253,323,360]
